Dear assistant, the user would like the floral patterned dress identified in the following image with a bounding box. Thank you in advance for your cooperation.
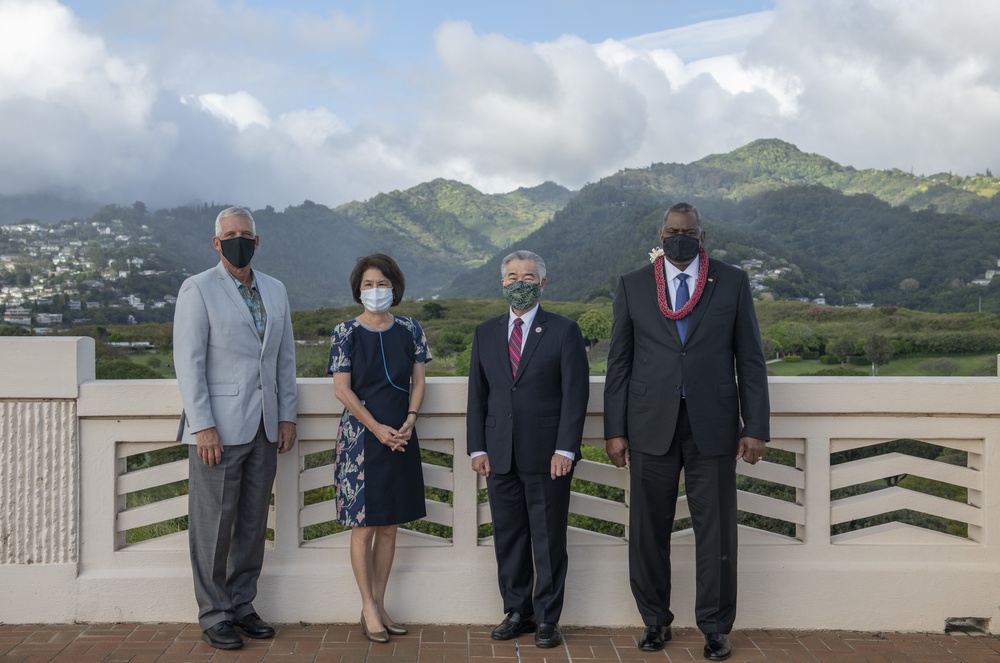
[328,316,431,527]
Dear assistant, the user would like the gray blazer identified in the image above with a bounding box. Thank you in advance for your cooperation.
[173,262,298,446]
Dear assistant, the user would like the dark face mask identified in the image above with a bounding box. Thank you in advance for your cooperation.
[662,234,700,264]
[219,236,255,269]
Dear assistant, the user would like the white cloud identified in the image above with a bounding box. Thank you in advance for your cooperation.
[1,0,999,209]
[0,0,167,197]
[188,91,272,131]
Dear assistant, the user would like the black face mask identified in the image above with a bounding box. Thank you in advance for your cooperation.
[219,236,256,269]
[662,234,700,263]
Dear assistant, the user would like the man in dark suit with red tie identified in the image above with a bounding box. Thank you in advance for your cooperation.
[604,203,770,661]
[467,250,590,649]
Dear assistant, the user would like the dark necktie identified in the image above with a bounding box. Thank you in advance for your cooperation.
[675,274,690,343]
[509,317,524,377]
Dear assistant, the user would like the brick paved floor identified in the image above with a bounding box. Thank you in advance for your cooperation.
[1,623,999,663]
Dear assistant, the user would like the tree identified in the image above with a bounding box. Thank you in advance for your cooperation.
[765,321,818,356]
[829,336,856,365]
[577,310,612,351]
[899,278,920,292]
[864,333,893,375]
[422,301,446,319]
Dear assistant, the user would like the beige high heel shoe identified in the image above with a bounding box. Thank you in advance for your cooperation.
[383,621,408,636]
[361,612,389,643]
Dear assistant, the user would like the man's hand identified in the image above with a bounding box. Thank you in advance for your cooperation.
[195,427,224,466]
[737,437,766,464]
[471,454,491,478]
[550,454,573,480]
[278,421,297,454]
[606,436,631,468]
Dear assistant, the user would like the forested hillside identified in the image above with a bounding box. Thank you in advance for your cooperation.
[139,180,573,309]
[6,139,1000,314]
[445,141,1000,312]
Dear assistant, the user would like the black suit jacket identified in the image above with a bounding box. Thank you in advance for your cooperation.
[467,306,591,474]
[603,259,769,456]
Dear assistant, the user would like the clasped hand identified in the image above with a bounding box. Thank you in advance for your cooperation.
[373,421,412,452]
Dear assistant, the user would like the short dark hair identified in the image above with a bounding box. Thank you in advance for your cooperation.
[349,253,406,306]
[664,202,701,225]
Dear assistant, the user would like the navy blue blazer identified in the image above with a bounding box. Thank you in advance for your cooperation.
[467,306,591,475]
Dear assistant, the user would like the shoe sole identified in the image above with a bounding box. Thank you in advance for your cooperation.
[201,634,244,650]
[234,627,275,640]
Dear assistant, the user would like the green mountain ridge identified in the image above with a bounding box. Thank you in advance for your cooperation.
[445,142,1000,312]
[683,139,1000,216]
[6,139,1000,314]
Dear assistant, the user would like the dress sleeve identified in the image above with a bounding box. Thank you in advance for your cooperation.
[327,321,353,374]
[410,318,432,363]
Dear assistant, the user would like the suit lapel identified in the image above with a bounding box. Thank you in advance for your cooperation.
[644,264,682,345]
[257,275,275,351]
[215,262,261,345]
[493,315,513,383]
[513,306,545,385]
[683,261,719,342]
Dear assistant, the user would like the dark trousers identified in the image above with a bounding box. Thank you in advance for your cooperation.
[188,420,276,630]
[486,456,573,623]
[628,401,738,635]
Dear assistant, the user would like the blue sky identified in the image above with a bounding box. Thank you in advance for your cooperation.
[1,0,997,209]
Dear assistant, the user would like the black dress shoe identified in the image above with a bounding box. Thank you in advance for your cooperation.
[490,611,537,640]
[202,621,244,649]
[233,612,276,639]
[638,624,671,651]
[703,633,732,661]
[535,622,562,648]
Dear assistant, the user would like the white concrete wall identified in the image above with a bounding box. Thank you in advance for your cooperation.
[2,338,999,632]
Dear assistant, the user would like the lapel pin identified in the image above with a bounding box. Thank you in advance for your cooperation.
[535,327,542,333]
[708,278,714,282]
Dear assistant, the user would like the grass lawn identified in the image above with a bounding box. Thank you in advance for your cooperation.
[767,353,998,377]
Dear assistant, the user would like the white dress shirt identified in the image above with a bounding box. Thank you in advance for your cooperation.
[663,254,700,310]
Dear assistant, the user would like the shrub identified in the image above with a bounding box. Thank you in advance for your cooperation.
[802,351,820,360]
[783,355,803,362]
[819,355,839,365]
[96,360,162,379]
[810,366,867,376]
[848,355,870,366]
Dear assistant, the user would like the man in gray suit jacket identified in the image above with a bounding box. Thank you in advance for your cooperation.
[604,203,769,662]
[174,207,297,650]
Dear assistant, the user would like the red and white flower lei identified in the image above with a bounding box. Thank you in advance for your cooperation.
[652,247,709,320]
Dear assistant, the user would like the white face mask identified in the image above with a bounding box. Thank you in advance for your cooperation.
[360,287,393,313]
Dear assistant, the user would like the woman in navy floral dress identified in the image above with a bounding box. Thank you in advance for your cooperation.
[328,253,430,643]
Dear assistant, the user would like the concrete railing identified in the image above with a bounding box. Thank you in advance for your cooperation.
[2,337,1000,632]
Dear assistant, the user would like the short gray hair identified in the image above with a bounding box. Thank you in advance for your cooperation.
[500,250,546,281]
[215,206,256,237]
[664,202,701,225]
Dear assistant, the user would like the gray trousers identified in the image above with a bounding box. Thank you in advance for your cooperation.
[188,420,276,630]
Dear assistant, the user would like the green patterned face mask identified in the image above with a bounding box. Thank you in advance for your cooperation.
[503,281,541,310]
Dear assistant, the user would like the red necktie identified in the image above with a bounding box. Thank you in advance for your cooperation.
[509,317,524,377]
